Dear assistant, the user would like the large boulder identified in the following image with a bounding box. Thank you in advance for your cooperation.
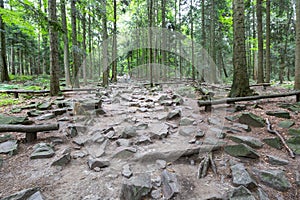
[224,144,260,159]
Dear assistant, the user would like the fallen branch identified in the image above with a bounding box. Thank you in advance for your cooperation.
[265,118,295,159]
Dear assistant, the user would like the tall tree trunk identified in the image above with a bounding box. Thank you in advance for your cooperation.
[252,2,256,80]
[230,0,252,97]
[111,0,117,82]
[61,0,71,87]
[179,0,182,80]
[265,0,271,83]
[48,0,60,96]
[161,0,166,80]
[82,12,87,85]
[295,0,300,90]
[88,13,93,80]
[201,0,206,82]
[148,0,153,87]
[10,44,15,75]
[102,0,109,87]
[71,0,80,88]
[256,0,264,83]
[0,0,10,82]
[190,0,195,81]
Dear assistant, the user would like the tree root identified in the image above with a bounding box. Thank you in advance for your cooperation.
[197,152,217,179]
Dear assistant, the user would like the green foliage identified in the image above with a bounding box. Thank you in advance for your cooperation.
[9,74,34,82]
[0,94,20,107]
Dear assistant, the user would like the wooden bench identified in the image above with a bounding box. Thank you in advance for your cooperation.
[198,91,300,112]
[0,124,59,142]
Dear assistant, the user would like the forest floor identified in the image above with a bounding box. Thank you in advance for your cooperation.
[0,79,300,200]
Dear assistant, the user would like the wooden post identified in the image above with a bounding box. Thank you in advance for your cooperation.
[297,94,300,102]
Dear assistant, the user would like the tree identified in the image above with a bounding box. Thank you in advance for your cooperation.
[295,0,300,90]
[102,0,109,87]
[256,0,264,83]
[71,0,80,88]
[265,0,271,83]
[111,0,117,83]
[48,0,60,95]
[229,0,252,97]
[0,0,10,82]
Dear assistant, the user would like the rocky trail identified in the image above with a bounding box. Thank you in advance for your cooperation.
[0,81,300,200]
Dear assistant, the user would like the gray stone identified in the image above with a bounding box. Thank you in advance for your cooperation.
[266,155,289,166]
[88,158,110,169]
[225,115,240,122]
[1,187,43,200]
[113,147,137,159]
[37,102,52,110]
[167,109,181,120]
[224,144,260,159]
[0,114,28,125]
[227,135,263,149]
[52,108,67,116]
[134,122,149,130]
[179,126,196,136]
[10,108,22,113]
[203,137,226,146]
[208,117,222,127]
[233,123,251,132]
[86,140,108,158]
[195,129,205,138]
[278,120,295,128]
[37,113,56,121]
[257,188,270,200]
[116,139,132,147]
[238,112,265,127]
[0,140,18,155]
[254,169,292,191]
[0,134,14,143]
[27,110,44,117]
[296,171,300,187]
[156,159,167,169]
[122,126,137,138]
[172,94,184,105]
[0,156,3,168]
[72,151,87,159]
[161,169,180,200]
[51,149,71,167]
[81,99,102,110]
[231,163,257,189]
[30,143,55,159]
[179,117,195,126]
[287,136,300,155]
[151,189,162,199]
[135,135,152,145]
[266,110,291,119]
[149,123,169,139]
[263,137,283,150]
[207,127,226,139]
[120,173,152,200]
[229,185,256,200]
[122,164,133,178]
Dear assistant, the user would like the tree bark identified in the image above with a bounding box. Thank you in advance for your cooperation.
[82,12,87,85]
[191,0,195,81]
[256,0,264,83]
[265,0,271,83]
[111,0,117,83]
[102,0,109,87]
[48,0,60,96]
[296,0,300,90]
[0,0,10,82]
[229,0,251,97]
[71,0,80,88]
[148,0,154,87]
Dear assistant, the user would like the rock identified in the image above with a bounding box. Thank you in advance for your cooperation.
[263,137,283,150]
[27,110,44,117]
[134,122,149,130]
[286,136,300,155]
[257,188,270,200]
[172,94,184,105]
[234,104,247,112]
[225,115,240,122]
[113,147,137,159]
[1,187,44,200]
[0,114,28,125]
[230,163,257,189]
[156,159,167,169]
[254,169,291,191]
[151,189,162,199]
[0,134,14,143]
[179,117,195,126]
[68,125,88,137]
[227,135,263,149]
[0,156,3,168]
[238,112,265,127]
[203,137,226,146]
[37,113,56,121]
[178,126,197,136]
[52,108,67,116]
[207,127,226,139]
[296,171,300,187]
[51,149,71,167]
[121,126,137,138]
[120,173,152,200]
[288,128,300,136]
[30,143,55,159]
[10,108,22,113]
[86,140,108,158]
[122,164,133,178]
[228,185,256,200]
[92,108,106,116]
[135,135,152,145]
[232,123,251,132]
[266,155,289,166]
[81,99,102,110]
[278,120,295,128]
[0,140,18,155]
[266,110,291,119]
[195,129,205,138]
[208,117,222,127]
[116,139,132,147]
[72,151,87,159]
[37,102,52,110]
[149,123,169,139]
[224,144,260,159]
[167,109,181,120]
[161,169,180,199]
[88,158,110,170]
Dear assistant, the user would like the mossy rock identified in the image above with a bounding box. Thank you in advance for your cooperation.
[263,137,283,150]
[0,114,28,125]
[224,143,260,159]
[278,120,294,128]
[286,136,300,155]
[238,112,265,127]
[288,128,300,136]
[266,111,290,119]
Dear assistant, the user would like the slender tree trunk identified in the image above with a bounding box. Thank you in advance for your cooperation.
[112,0,117,82]
[256,0,264,83]
[179,0,183,80]
[48,0,60,96]
[102,0,109,87]
[295,0,300,90]
[161,0,166,80]
[71,0,80,88]
[252,2,256,80]
[88,13,93,80]
[82,12,87,85]
[230,0,251,97]
[61,0,71,87]
[10,44,15,75]
[148,0,153,87]
[0,0,9,82]
[190,0,195,81]
[265,0,271,83]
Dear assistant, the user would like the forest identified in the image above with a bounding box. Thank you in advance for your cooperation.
[1,0,300,199]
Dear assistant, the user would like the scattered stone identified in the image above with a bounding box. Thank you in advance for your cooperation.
[120,173,152,200]
[81,99,102,110]
[234,104,247,112]
[232,123,251,132]
[156,159,167,169]
[113,147,137,159]
[227,135,263,149]
[51,149,71,167]
[149,123,169,139]
[286,136,300,155]
[88,158,110,170]
[238,112,265,127]
[225,115,239,122]
[263,137,283,150]
[266,110,291,119]
[122,164,133,178]
[224,144,260,159]
[58,116,70,122]
[0,134,13,143]
[278,120,295,128]
[203,137,226,146]
[254,169,291,191]
[116,139,132,147]
[224,126,242,134]
[151,189,162,199]
[0,114,28,125]
[134,122,148,130]
[266,155,289,166]
[228,185,256,200]
[67,125,88,137]
[121,126,137,138]
[179,126,196,137]
[0,140,18,155]
[86,140,108,158]
[296,171,300,187]
[207,127,226,139]
[208,117,222,127]
[52,108,67,116]
[161,169,180,199]
[135,135,152,145]
[172,94,184,105]
[231,163,257,189]
[37,113,56,121]
[30,143,55,159]
[257,188,270,200]
[10,108,22,113]
[72,151,87,159]
[179,117,195,126]
[288,128,300,136]
[167,109,181,120]
[37,102,52,110]
[1,187,44,200]
[152,176,162,187]
[195,129,205,138]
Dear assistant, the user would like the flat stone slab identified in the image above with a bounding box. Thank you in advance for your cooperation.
[266,155,289,166]
[229,185,256,200]
[178,126,197,137]
[179,117,195,126]
[278,120,295,128]
[0,114,28,125]
[266,110,291,119]
[224,144,260,159]
[1,187,44,200]
[167,109,181,120]
[238,112,265,127]
[0,140,18,155]
[263,137,283,150]
[88,158,110,170]
[161,169,180,199]
[287,136,300,155]
[227,135,263,149]
[253,169,292,191]
[231,163,257,189]
[30,143,55,159]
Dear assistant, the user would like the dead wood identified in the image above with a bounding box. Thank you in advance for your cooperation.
[0,124,59,133]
